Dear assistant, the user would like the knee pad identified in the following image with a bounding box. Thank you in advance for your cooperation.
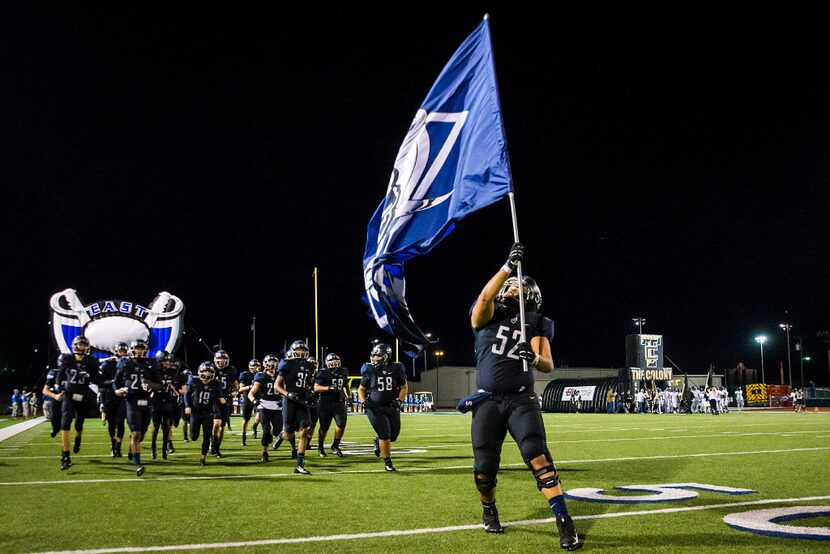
[474,472,498,496]
[530,452,560,490]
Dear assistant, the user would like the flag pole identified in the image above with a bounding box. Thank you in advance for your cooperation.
[508,192,529,372]
[313,267,320,361]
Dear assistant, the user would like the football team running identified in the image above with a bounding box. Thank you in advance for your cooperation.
[39,243,580,548]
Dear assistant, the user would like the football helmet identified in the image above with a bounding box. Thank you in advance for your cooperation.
[198,362,216,383]
[325,353,341,368]
[289,340,309,360]
[130,339,148,357]
[114,342,129,356]
[307,357,318,371]
[214,350,230,369]
[155,350,173,365]
[72,335,90,355]
[248,358,261,371]
[262,354,278,371]
[496,276,542,312]
[370,343,392,366]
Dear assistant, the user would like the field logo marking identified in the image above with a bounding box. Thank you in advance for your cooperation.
[566,483,756,504]
[724,506,830,541]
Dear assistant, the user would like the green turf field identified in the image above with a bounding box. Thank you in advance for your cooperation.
[1,411,828,553]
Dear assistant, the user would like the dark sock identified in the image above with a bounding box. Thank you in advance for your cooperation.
[548,495,569,517]
[296,454,304,466]
[482,501,495,510]
[318,439,324,450]
[62,450,69,459]
[332,438,341,447]
[133,453,142,466]
[384,457,392,464]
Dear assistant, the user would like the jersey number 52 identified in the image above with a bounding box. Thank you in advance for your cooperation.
[492,325,522,361]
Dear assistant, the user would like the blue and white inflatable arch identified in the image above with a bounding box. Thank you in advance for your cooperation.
[50,288,185,358]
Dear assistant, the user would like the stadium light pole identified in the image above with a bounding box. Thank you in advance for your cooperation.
[633,317,646,334]
[755,336,767,384]
[780,322,793,386]
[794,337,805,388]
[424,332,432,373]
[818,331,830,386]
[434,349,445,410]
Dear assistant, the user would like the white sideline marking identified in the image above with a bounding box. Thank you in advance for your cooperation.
[0,418,45,442]
[16,428,828,452]
[26,495,830,553]
[2,446,827,487]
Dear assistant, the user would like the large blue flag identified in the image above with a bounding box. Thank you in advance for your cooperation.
[363,17,512,349]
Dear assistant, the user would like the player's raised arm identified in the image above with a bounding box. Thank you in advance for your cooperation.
[471,243,524,329]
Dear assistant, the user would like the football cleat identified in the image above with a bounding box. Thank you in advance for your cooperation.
[331,445,344,458]
[60,457,72,471]
[555,514,581,550]
[151,446,157,460]
[200,457,207,466]
[73,437,81,454]
[373,436,380,457]
[483,506,504,534]
[214,449,223,459]
[260,452,269,463]
[384,460,397,472]
[161,447,168,460]
[294,465,311,475]
[167,443,175,454]
[136,465,145,477]
[318,448,327,457]
[241,437,247,447]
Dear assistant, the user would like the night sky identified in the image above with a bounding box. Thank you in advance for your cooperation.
[3,3,828,388]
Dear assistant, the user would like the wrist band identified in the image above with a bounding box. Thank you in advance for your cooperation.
[500,264,512,274]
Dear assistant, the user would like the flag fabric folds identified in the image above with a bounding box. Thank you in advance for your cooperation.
[362,17,512,349]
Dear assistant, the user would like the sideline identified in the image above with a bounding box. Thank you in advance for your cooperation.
[0,417,44,443]
[27,495,830,553]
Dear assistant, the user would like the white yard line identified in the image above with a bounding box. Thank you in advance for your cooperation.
[26,494,830,553]
[2,446,827,487]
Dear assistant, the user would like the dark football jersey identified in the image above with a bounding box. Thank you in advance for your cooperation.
[315,367,348,402]
[154,366,180,403]
[99,356,122,403]
[252,372,280,403]
[45,368,64,393]
[473,304,554,393]
[214,365,239,398]
[57,354,101,395]
[360,363,406,406]
[185,377,223,416]
[238,370,255,390]
[114,357,160,401]
[277,359,315,396]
